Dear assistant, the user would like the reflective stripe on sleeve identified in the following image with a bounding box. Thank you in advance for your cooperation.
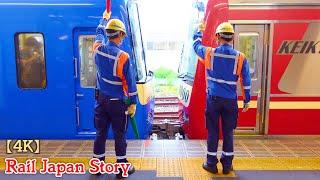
[193,37,202,43]
[244,86,251,89]
[128,91,138,96]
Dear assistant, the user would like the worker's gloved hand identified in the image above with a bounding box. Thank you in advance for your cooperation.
[128,104,137,118]
[198,19,206,32]
[242,103,250,112]
[103,10,111,20]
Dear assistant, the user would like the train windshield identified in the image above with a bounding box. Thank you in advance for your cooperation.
[128,3,147,82]
[179,1,207,81]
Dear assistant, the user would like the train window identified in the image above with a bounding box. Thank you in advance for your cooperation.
[238,33,259,78]
[180,27,198,79]
[79,36,96,88]
[128,3,147,81]
[179,2,203,80]
[15,33,47,89]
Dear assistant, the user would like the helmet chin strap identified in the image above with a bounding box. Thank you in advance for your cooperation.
[119,35,124,45]
[216,39,220,46]
[215,34,220,45]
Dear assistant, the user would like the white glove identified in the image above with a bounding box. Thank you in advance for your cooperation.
[128,104,136,118]
[242,103,250,112]
[198,19,206,32]
[103,10,111,20]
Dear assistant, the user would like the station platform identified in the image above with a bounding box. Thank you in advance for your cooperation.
[1,137,320,179]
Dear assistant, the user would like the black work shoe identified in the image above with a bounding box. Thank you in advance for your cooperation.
[223,165,233,174]
[202,162,218,174]
[116,164,135,179]
[93,172,101,176]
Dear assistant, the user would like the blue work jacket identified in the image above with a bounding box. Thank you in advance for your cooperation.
[93,19,137,104]
[193,31,251,103]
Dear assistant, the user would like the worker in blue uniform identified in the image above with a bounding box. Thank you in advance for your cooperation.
[92,11,137,178]
[193,21,251,174]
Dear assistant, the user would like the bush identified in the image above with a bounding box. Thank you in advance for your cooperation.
[154,67,178,79]
[153,67,178,96]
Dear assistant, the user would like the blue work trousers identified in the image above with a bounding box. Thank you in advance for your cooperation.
[93,92,128,163]
[205,95,238,169]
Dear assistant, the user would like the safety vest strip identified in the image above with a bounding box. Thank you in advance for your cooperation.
[95,49,119,60]
[236,53,245,75]
[116,52,129,79]
[237,53,246,100]
[210,48,216,70]
[207,77,237,85]
[233,51,240,75]
[210,51,240,74]
[211,52,238,59]
[113,50,123,76]
[98,72,122,85]
[244,86,251,89]
[197,55,204,64]
[92,42,102,52]
[204,47,212,70]
[116,52,130,97]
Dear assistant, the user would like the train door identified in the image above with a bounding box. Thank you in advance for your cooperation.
[233,24,269,134]
[73,29,97,133]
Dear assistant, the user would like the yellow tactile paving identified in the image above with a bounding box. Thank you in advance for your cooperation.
[179,158,236,178]
[231,158,246,170]
[180,158,210,177]
[127,158,141,170]
[140,158,157,170]
[255,158,287,170]
[157,158,182,177]
[301,158,320,170]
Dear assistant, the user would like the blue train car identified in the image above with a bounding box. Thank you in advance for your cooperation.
[0,0,155,139]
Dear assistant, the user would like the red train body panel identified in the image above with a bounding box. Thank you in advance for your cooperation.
[178,0,320,139]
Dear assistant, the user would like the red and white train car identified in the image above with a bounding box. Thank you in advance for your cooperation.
[178,0,320,138]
